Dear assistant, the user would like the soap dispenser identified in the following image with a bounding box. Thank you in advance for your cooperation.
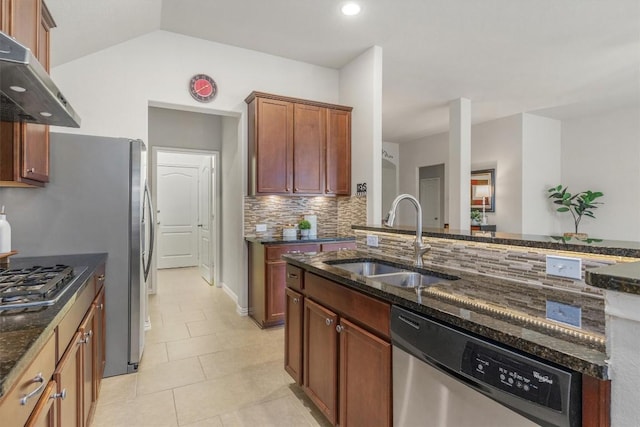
[0,206,11,253]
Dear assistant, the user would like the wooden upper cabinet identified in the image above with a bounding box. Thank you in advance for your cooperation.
[0,0,55,187]
[293,103,325,194]
[249,97,293,194]
[326,108,351,196]
[246,91,352,196]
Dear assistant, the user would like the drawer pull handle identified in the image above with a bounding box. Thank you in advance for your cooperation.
[287,273,299,279]
[97,274,105,281]
[25,167,35,174]
[336,325,344,333]
[325,318,333,326]
[98,303,104,310]
[52,389,67,400]
[293,297,299,304]
[19,373,45,405]
[288,251,302,254]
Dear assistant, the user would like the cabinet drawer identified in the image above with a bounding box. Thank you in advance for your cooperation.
[0,332,56,427]
[285,265,304,290]
[56,279,95,362]
[266,244,320,261]
[305,272,390,339]
[321,241,356,252]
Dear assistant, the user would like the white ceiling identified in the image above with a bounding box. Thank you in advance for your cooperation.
[46,0,640,143]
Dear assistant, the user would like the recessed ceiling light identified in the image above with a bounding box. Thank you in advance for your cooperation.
[341,2,361,16]
[40,112,52,117]
[9,85,26,93]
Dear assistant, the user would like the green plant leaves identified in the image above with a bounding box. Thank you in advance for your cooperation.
[547,184,604,234]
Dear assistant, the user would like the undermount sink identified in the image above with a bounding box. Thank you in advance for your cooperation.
[326,259,459,288]
[371,272,446,288]
[330,261,406,276]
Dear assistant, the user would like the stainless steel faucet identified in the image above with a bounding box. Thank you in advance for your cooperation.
[383,194,431,268]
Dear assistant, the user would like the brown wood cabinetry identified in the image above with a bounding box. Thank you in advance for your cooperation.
[303,298,339,425]
[0,0,55,187]
[285,267,392,427]
[246,92,352,196]
[248,240,355,328]
[284,287,304,385]
[0,262,107,427]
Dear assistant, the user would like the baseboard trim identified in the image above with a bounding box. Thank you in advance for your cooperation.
[220,282,249,316]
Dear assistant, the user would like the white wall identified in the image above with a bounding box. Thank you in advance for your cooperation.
[561,106,640,241]
[472,114,523,233]
[397,133,449,227]
[339,46,383,223]
[522,114,561,235]
[52,30,340,141]
[51,30,341,310]
[382,141,399,217]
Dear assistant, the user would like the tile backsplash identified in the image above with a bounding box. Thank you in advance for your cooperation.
[244,195,366,236]
[354,230,640,335]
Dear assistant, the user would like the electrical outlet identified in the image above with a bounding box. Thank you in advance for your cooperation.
[546,255,582,280]
[546,300,582,328]
[255,224,267,232]
[366,234,379,247]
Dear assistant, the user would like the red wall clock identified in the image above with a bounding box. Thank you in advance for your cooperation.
[189,74,217,102]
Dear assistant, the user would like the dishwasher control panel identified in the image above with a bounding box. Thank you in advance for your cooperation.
[462,342,562,411]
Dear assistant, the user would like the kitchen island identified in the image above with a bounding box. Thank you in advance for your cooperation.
[0,253,107,426]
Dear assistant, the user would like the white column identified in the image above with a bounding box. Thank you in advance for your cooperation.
[605,291,640,426]
[448,98,471,230]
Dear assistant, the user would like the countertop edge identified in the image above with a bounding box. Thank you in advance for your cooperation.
[245,235,355,245]
[585,261,640,295]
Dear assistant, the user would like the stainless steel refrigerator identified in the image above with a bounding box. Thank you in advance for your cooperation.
[0,132,154,376]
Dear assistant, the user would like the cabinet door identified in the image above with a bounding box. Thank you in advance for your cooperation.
[93,288,106,399]
[256,97,293,194]
[21,124,49,183]
[265,261,286,324]
[326,109,351,196]
[338,318,391,427]
[25,380,57,427]
[293,104,325,194]
[79,305,96,426]
[10,0,39,52]
[54,332,83,427]
[284,288,304,384]
[303,299,338,425]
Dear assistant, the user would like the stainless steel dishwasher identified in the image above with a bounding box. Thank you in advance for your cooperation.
[391,306,582,427]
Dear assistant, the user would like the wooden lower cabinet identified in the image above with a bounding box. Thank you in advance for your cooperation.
[93,288,106,400]
[25,380,57,427]
[79,305,96,426]
[303,299,339,425]
[284,288,304,385]
[54,331,83,427]
[339,318,391,427]
[293,275,392,427]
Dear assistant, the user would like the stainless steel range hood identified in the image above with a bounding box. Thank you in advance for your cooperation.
[0,31,80,128]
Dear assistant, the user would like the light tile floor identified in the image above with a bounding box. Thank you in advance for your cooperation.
[92,268,332,427]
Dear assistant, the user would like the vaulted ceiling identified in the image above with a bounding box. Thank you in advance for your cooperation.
[46,0,640,143]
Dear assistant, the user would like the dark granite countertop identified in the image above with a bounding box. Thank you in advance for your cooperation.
[586,261,640,295]
[354,224,640,258]
[0,253,107,399]
[245,233,355,245]
[283,250,609,379]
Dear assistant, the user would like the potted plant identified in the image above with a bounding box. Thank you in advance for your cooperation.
[470,209,482,225]
[298,219,312,237]
[547,185,604,237]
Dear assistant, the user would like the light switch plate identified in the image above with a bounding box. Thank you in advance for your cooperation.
[366,234,379,247]
[256,224,267,232]
[546,255,582,279]
[546,300,582,328]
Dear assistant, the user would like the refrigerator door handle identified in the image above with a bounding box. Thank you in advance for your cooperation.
[143,183,155,281]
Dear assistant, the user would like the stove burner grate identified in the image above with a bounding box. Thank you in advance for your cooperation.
[0,265,75,306]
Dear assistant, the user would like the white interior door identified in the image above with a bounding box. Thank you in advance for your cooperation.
[198,157,213,284]
[420,177,441,228]
[157,165,199,269]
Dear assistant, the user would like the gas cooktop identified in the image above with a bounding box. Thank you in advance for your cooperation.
[0,264,86,312]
